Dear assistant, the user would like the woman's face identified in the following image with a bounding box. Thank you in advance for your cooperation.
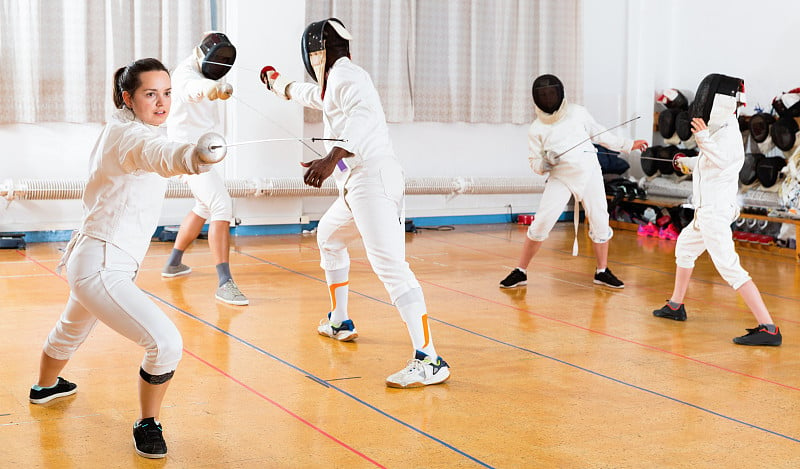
[123,70,171,126]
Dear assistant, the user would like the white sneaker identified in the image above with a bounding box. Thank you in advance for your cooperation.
[215,280,249,306]
[317,314,358,341]
[386,351,450,388]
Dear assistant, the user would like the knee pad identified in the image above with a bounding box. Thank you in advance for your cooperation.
[139,367,175,385]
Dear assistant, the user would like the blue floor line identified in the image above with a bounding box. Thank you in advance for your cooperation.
[145,287,494,469]
[233,249,800,445]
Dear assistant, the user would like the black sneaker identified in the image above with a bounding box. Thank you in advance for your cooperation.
[499,268,527,288]
[653,302,687,321]
[733,325,782,346]
[593,268,624,289]
[29,377,77,404]
[133,417,168,458]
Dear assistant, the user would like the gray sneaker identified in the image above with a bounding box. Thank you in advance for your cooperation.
[215,279,249,306]
[161,263,191,278]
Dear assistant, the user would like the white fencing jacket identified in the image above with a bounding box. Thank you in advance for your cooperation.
[528,103,634,198]
[289,57,397,188]
[167,55,221,143]
[80,108,202,264]
[685,112,742,211]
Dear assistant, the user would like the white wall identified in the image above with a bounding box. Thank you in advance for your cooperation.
[3,0,799,234]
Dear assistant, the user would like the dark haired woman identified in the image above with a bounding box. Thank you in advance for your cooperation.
[29,57,226,458]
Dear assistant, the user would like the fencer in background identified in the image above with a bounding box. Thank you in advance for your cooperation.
[262,18,450,388]
[652,73,782,346]
[162,31,248,306]
[499,74,648,289]
[29,58,227,459]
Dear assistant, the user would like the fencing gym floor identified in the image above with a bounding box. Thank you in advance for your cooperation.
[1,221,799,468]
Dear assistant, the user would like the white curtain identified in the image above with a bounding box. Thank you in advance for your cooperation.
[306,0,582,124]
[0,0,211,124]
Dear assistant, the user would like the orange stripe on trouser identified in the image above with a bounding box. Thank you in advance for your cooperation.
[328,281,349,310]
[421,314,430,348]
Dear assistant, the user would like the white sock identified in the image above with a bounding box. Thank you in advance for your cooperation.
[326,268,349,324]
[396,288,437,358]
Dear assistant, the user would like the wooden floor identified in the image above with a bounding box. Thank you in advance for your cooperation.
[2,222,799,468]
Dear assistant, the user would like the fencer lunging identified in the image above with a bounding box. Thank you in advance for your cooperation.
[262,18,450,388]
[652,73,781,346]
[499,74,648,290]
[30,58,227,459]
[162,31,248,306]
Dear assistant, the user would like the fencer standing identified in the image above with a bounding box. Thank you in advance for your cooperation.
[262,18,450,388]
[162,32,248,306]
[652,73,782,346]
[499,74,648,289]
[29,58,227,458]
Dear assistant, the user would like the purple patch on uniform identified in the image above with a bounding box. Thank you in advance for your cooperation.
[337,160,347,171]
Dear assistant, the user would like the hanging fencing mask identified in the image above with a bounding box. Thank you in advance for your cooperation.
[756,156,787,188]
[675,110,693,141]
[195,32,236,80]
[658,108,681,139]
[301,18,352,98]
[739,153,764,185]
[656,89,689,110]
[770,117,800,152]
[772,90,800,118]
[748,112,775,143]
[689,73,745,124]
[532,74,565,114]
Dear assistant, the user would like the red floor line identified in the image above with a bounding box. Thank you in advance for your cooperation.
[182,349,386,468]
[17,249,386,468]
[234,239,800,392]
[420,231,800,324]
[421,276,800,392]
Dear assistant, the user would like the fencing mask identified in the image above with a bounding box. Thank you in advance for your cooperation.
[301,18,352,98]
[770,117,800,152]
[689,73,745,124]
[195,32,236,80]
[532,74,565,114]
[748,112,775,143]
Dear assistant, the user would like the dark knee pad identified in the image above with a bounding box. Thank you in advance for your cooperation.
[139,367,175,385]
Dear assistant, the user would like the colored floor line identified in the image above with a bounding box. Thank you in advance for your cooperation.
[449,227,800,318]
[14,250,404,468]
[233,249,800,444]
[181,348,385,468]
[146,290,494,469]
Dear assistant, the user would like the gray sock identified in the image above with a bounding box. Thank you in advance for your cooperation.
[216,262,232,287]
[762,324,777,333]
[167,249,184,267]
[668,300,682,309]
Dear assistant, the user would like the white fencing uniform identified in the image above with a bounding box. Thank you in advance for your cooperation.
[674,110,751,289]
[167,55,232,223]
[289,57,420,303]
[527,103,634,243]
[44,108,205,375]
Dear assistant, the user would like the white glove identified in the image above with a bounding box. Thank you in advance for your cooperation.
[672,154,695,175]
[190,132,227,171]
[216,82,233,100]
[260,66,293,100]
[204,80,220,100]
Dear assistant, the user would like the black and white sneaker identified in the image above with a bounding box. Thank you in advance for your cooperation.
[733,325,782,346]
[133,417,168,458]
[29,377,77,404]
[385,350,450,388]
[499,268,527,288]
[593,268,624,289]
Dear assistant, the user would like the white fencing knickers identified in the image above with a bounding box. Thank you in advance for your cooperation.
[316,158,420,303]
[185,167,233,222]
[527,175,613,244]
[43,235,183,376]
[675,205,751,289]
